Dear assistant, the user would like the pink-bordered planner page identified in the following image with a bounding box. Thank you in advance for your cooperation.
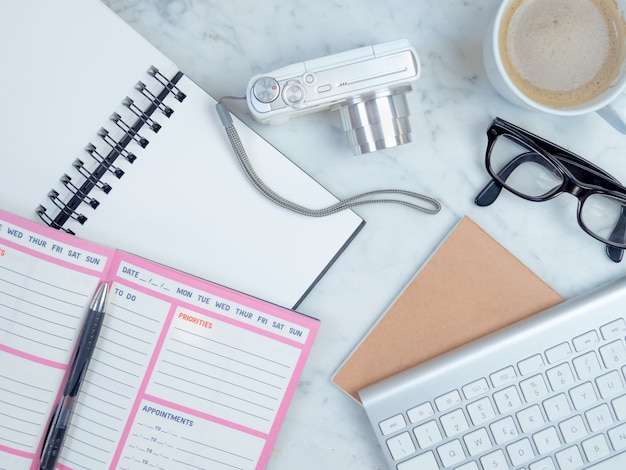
[0,209,320,470]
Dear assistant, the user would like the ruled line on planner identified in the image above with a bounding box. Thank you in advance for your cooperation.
[154,370,275,411]
[163,349,283,389]
[180,435,255,463]
[0,264,90,298]
[160,359,280,400]
[168,337,289,380]
[173,327,292,370]
[0,359,61,452]
[0,292,81,323]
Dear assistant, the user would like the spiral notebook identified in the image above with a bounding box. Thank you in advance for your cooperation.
[0,208,319,469]
[0,0,364,309]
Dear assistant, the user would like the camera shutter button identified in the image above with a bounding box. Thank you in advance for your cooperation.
[283,82,305,105]
[252,77,280,103]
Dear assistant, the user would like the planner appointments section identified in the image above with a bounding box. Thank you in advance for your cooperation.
[146,307,302,434]
[120,399,264,470]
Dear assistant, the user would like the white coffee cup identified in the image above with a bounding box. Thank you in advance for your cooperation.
[483,0,626,132]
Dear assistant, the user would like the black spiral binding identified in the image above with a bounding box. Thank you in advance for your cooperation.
[37,66,186,233]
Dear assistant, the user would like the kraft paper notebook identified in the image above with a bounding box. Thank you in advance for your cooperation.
[0,208,319,469]
[332,217,564,402]
[0,0,363,309]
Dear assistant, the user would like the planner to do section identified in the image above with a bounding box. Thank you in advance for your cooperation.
[0,0,364,309]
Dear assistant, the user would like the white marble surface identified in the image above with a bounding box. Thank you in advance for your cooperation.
[100,0,626,468]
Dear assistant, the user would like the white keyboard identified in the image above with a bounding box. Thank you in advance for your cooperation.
[359,277,626,469]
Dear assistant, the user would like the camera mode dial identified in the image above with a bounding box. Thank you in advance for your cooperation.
[252,77,280,103]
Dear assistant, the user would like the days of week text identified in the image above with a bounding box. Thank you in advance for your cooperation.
[5,227,102,265]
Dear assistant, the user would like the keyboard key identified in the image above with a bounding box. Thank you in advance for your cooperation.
[611,393,626,420]
[463,428,492,456]
[530,456,557,470]
[599,339,626,368]
[463,377,489,399]
[545,342,572,364]
[543,393,571,421]
[555,445,584,470]
[490,366,517,387]
[493,385,522,413]
[608,422,626,450]
[437,439,465,467]
[490,416,519,445]
[467,397,495,425]
[600,318,626,340]
[440,408,468,437]
[573,330,600,352]
[413,420,443,448]
[533,426,560,454]
[407,402,434,424]
[572,351,601,380]
[585,403,613,432]
[379,413,406,436]
[520,374,549,402]
[546,363,576,390]
[386,431,415,460]
[518,354,545,375]
[569,381,597,410]
[435,390,461,412]
[480,449,508,469]
[559,415,587,443]
[517,404,545,433]
[507,437,535,466]
[596,370,624,398]
[582,434,610,462]
[397,451,439,470]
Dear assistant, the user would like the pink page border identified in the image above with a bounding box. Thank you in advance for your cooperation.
[107,251,320,469]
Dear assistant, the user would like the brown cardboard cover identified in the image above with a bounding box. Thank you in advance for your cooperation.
[332,217,564,402]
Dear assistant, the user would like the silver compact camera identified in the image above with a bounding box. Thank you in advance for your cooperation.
[246,39,421,155]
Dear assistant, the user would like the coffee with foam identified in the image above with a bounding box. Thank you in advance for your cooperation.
[499,0,626,108]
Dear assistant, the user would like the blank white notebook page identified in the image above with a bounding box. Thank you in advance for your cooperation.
[0,0,363,308]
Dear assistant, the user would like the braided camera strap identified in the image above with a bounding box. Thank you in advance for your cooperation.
[216,100,441,217]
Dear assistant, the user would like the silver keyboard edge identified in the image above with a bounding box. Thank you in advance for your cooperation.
[359,276,626,470]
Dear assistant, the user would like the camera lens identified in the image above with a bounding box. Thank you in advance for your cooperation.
[332,86,413,155]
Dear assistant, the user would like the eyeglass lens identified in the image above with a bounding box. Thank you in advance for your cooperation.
[581,194,626,246]
[489,135,563,199]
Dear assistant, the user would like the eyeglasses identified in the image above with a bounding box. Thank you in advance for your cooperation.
[475,117,626,263]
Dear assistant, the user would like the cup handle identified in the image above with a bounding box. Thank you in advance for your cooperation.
[597,93,626,134]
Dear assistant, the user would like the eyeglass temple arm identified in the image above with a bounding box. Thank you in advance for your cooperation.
[474,152,546,206]
[474,179,502,206]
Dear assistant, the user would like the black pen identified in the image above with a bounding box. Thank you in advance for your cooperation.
[39,281,109,470]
